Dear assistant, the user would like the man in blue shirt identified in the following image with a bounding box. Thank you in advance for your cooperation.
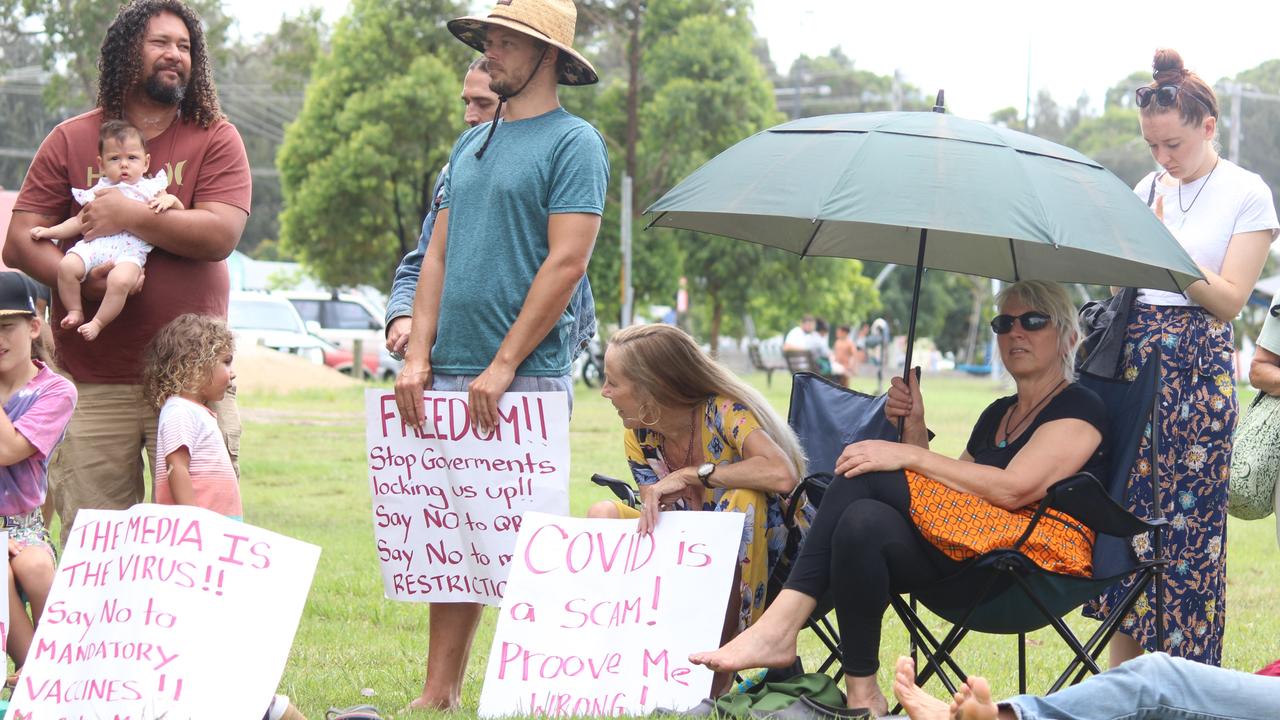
[393,0,609,711]
[383,57,596,363]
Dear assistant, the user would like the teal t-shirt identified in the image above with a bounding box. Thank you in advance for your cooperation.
[434,107,609,376]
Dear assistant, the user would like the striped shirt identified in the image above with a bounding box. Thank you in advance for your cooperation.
[154,396,242,519]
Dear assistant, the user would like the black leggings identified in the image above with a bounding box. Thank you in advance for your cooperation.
[784,470,963,676]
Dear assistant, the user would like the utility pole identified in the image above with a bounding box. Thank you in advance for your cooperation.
[620,175,634,327]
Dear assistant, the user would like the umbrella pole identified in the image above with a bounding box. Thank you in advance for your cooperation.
[896,229,927,440]
[902,228,928,382]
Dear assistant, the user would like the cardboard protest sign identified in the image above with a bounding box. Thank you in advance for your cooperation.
[8,505,320,720]
[366,390,570,605]
[478,511,745,717]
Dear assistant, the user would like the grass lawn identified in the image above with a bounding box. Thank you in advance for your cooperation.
[237,373,1278,718]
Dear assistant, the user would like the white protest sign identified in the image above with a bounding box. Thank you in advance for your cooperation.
[8,505,320,720]
[0,531,8,655]
[478,511,745,717]
[366,390,570,605]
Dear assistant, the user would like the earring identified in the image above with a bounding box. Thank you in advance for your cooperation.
[637,403,661,427]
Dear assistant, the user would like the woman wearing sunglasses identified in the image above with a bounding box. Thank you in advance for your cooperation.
[1084,49,1279,670]
[692,280,1105,715]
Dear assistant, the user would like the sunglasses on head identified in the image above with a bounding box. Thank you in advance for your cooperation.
[1135,84,1212,115]
[990,311,1051,335]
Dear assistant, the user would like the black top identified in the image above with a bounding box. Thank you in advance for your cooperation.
[965,383,1108,481]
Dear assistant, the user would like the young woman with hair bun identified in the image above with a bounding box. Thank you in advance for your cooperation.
[1085,48,1279,667]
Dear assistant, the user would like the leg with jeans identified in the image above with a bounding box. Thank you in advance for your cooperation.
[51,384,150,546]
[1005,653,1280,720]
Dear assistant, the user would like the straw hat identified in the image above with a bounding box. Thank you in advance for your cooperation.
[448,0,598,86]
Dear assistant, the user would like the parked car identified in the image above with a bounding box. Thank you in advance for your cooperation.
[227,291,327,365]
[282,291,386,352]
[322,341,386,380]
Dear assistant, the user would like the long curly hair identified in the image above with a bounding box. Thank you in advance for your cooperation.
[96,0,223,128]
[142,314,234,411]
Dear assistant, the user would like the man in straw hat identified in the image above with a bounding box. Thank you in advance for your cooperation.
[393,0,608,710]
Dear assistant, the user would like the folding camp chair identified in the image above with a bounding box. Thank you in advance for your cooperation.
[890,348,1168,704]
[781,372,900,676]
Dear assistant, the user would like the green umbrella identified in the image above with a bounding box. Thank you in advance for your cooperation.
[645,103,1203,371]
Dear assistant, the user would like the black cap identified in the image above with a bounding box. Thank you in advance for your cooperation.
[0,272,37,317]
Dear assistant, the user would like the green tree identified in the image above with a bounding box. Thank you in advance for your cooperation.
[637,12,781,351]
[277,0,467,289]
[217,9,325,256]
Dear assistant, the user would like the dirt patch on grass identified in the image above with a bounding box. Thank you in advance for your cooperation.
[235,344,359,394]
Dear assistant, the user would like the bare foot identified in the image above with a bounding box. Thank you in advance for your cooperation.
[61,310,83,330]
[406,695,457,712]
[688,621,798,673]
[78,320,103,341]
[893,656,949,720]
[950,675,1000,720]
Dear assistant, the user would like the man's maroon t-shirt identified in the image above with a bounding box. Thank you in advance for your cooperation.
[14,108,252,383]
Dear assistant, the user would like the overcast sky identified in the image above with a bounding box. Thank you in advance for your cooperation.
[220,0,1280,119]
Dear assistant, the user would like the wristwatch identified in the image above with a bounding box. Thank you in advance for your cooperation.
[697,462,716,488]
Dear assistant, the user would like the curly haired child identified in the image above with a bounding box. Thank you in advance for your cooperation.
[141,313,241,519]
[141,313,304,720]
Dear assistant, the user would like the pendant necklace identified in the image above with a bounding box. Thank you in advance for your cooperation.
[1177,157,1219,214]
[998,379,1066,448]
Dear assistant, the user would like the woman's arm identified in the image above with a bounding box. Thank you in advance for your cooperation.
[643,429,799,499]
[165,447,197,507]
[836,418,1101,511]
[1184,230,1273,321]
[1250,345,1280,395]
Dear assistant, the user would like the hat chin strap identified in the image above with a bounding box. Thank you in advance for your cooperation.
[475,44,550,160]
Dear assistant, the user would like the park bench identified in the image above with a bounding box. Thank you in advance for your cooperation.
[748,340,787,387]
[783,348,847,386]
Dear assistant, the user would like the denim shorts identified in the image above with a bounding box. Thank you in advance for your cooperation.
[432,373,574,416]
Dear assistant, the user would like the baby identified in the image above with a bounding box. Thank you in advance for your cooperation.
[30,119,181,341]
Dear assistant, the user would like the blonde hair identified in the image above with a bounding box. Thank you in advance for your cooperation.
[141,314,234,411]
[995,280,1080,383]
[607,324,807,481]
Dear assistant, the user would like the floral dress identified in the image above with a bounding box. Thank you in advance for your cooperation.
[1084,304,1234,664]
[625,394,794,631]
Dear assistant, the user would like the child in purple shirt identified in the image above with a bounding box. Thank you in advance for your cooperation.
[0,272,76,685]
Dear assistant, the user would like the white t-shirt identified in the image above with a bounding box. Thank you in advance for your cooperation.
[1135,159,1279,307]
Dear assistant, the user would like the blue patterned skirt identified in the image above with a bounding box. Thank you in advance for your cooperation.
[1084,302,1235,665]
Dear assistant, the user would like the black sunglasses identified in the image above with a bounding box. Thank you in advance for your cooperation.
[990,311,1052,335]
[1135,84,1212,115]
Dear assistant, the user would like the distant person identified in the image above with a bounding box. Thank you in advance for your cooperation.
[30,120,183,341]
[1086,48,1279,667]
[783,314,816,352]
[140,313,304,720]
[833,324,858,378]
[892,653,1279,720]
[392,0,608,710]
[0,272,75,687]
[4,0,251,546]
